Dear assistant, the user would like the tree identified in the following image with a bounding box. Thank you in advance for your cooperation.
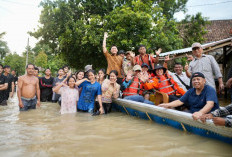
[22,46,35,65]
[179,13,209,47]
[31,0,208,69]
[4,53,25,75]
[31,0,186,69]
[156,0,188,20]
[0,32,10,60]
[35,51,48,68]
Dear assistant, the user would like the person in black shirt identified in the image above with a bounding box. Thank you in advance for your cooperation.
[3,65,14,100]
[0,64,8,105]
[11,70,18,92]
[40,68,54,102]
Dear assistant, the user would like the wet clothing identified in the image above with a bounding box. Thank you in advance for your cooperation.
[0,74,8,104]
[3,74,14,100]
[211,104,232,128]
[77,81,102,112]
[58,86,79,114]
[40,77,54,102]
[20,96,37,111]
[101,79,120,103]
[52,76,65,102]
[104,50,123,78]
[94,101,112,114]
[188,54,222,89]
[179,85,219,113]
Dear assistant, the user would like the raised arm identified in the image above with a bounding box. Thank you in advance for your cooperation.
[53,82,64,93]
[103,32,108,53]
[75,78,89,86]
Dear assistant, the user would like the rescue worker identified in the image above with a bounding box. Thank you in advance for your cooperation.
[142,64,186,102]
[121,65,154,105]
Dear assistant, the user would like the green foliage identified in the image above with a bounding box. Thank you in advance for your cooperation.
[22,46,35,65]
[0,32,10,60]
[4,53,25,75]
[156,0,188,20]
[30,0,208,69]
[35,51,48,68]
[180,13,209,47]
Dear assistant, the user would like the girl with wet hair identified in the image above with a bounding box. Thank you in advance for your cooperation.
[96,68,106,85]
[76,70,85,81]
[75,70,104,114]
[53,76,79,114]
[94,70,120,114]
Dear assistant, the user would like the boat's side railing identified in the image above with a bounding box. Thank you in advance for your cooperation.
[113,98,232,138]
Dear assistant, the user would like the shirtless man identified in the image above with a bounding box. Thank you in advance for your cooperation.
[17,64,40,111]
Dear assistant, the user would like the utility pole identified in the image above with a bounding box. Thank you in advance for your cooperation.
[25,38,29,74]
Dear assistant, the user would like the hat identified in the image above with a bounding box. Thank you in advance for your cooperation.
[141,63,149,68]
[191,72,205,79]
[125,51,130,55]
[153,64,166,74]
[118,50,125,55]
[84,65,92,72]
[191,42,202,49]
[133,65,142,71]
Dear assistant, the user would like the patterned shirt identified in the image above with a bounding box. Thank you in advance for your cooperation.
[211,104,232,128]
[188,54,222,89]
[58,86,79,114]
[101,79,120,103]
[104,50,123,78]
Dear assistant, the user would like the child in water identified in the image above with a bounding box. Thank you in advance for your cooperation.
[53,76,79,114]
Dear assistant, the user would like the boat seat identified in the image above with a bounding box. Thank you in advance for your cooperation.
[150,91,169,105]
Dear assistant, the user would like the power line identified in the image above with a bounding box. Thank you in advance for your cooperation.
[187,0,232,7]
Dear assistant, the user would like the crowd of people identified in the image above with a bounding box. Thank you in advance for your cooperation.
[0,32,231,128]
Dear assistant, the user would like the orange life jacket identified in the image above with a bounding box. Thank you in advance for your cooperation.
[123,77,143,97]
[154,74,178,95]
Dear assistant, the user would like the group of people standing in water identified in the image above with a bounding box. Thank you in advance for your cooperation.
[1,32,232,128]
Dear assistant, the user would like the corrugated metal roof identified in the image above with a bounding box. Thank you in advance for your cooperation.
[159,37,232,57]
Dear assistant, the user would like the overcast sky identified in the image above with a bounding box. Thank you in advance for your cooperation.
[0,0,232,55]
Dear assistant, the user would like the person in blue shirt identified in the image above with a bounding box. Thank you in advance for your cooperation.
[75,70,104,114]
[159,72,219,120]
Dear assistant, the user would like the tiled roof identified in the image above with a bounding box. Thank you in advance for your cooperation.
[204,19,232,43]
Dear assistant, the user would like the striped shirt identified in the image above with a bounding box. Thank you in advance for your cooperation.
[211,104,232,128]
[188,54,222,89]
[104,50,123,78]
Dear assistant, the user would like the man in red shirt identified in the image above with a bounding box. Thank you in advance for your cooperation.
[133,45,161,69]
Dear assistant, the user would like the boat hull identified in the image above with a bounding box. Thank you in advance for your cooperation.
[113,98,232,144]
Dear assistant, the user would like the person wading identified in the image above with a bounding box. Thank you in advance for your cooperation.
[17,64,40,111]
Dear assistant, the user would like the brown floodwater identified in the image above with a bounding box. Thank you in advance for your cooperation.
[0,95,231,157]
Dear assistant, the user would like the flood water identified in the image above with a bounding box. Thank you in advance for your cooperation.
[0,95,232,157]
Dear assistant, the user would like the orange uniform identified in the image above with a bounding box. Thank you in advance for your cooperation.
[144,74,186,96]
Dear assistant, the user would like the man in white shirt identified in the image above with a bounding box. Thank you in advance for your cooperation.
[169,62,190,91]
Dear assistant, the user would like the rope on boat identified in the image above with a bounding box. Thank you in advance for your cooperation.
[146,112,152,121]
[123,106,129,115]
[181,123,187,132]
